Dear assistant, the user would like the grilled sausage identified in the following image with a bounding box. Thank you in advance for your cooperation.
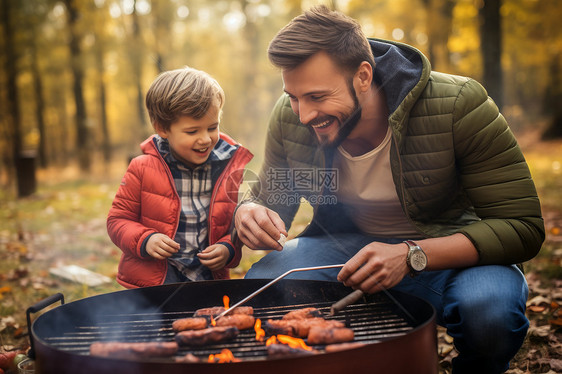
[306,326,355,345]
[89,341,178,359]
[193,306,224,317]
[172,317,208,332]
[193,306,254,317]
[215,314,255,330]
[263,318,344,338]
[175,326,239,346]
[262,319,293,336]
[267,344,318,358]
[282,307,323,320]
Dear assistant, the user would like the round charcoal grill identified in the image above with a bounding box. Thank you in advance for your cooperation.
[28,279,438,374]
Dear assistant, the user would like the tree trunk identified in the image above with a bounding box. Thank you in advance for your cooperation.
[479,0,503,109]
[1,0,36,197]
[95,46,111,163]
[63,0,91,172]
[241,0,260,143]
[151,1,165,73]
[52,84,71,166]
[30,32,48,169]
[131,0,149,143]
[422,0,455,72]
[541,51,562,139]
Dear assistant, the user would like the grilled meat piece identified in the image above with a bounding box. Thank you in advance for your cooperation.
[215,314,255,330]
[282,307,323,320]
[89,341,178,359]
[172,317,208,332]
[307,326,355,345]
[193,306,224,317]
[324,342,366,353]
[263,318,345,338]
[193,306,254,317]
[267,344,318,358]
[175,326,239,346]
[262,319,295,336]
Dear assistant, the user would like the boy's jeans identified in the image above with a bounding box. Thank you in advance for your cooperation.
[245,233,529,374]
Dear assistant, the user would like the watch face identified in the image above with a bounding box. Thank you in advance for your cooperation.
[410,250,427,271]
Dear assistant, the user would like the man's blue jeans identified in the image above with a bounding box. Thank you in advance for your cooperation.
[245,234,529,374]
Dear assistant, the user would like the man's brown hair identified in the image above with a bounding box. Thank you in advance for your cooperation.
[267,5,375,75]
[145,66,225,131]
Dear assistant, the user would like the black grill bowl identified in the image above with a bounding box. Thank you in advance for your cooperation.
[30,279,438,374]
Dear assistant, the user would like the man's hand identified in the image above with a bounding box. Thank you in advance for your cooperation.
[198,244,230,271]
[235,202,287,250]
[145,233,180,260]
[337,241,410,294]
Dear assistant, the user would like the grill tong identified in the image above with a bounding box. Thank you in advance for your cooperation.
[215,264,346,320]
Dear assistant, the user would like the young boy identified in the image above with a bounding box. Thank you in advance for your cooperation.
[107,66,253,288]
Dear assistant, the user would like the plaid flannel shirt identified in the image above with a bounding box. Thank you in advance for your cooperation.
[155,135,236,281]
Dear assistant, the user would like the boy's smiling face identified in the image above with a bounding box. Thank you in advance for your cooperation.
[157,99,221,168]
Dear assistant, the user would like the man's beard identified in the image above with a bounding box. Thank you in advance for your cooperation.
[303,78,362,149]
[319,104,362,149]
[307,99,362,150]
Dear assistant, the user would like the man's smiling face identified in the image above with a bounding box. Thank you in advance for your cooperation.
[282,51,361,147]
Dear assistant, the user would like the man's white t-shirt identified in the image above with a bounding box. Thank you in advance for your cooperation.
[333,127,420,238]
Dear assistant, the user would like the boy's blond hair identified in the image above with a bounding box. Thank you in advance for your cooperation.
[145,66,225,131]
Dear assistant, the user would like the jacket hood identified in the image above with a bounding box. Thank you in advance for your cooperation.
[368,38,431,142]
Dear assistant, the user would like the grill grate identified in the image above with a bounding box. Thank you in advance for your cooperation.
[43,298,415,361]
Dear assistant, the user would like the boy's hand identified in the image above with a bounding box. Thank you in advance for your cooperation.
[145,233,180,259]
[197,244,230,271]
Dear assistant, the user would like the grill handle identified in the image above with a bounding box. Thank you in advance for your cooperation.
[330,289,365,316]
[26,293,65,359]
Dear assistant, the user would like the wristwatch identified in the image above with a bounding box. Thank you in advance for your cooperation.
[403,240,428,276]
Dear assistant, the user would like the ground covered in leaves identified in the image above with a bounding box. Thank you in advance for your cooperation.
[1,140,561,373]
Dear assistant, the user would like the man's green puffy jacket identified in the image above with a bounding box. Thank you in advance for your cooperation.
[250,38,544,265]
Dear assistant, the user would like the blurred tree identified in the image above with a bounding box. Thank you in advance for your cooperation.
[33,1,73,168]
[499,0,561,134]
[62,0,91,172]
[24,1,49,169]
[238,0,265,144]
[542,51,562,139]
[421,0,455,73]
[129,0,149,144]
[91,1,112,164]
[150,0,174,73]
[0,0,20,190]
[538,0,562,139]
[478,0,503,109]
[0,0,36,197]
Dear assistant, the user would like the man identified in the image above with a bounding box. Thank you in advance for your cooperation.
[235,5,544,373]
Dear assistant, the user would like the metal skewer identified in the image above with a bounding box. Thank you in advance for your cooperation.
[214,264,345,320]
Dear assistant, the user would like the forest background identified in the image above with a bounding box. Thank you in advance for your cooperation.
[1,0,561,373]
